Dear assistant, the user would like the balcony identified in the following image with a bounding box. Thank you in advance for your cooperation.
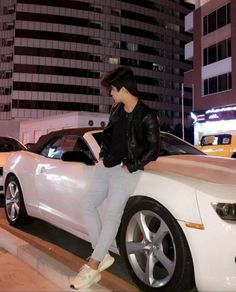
[185,11,193,33]
[185,41,193,60]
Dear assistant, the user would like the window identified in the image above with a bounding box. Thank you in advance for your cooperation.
[111,25,120,32]
[219,74,227,91]
[88,38,101,45]
[109,41,120,48]
[217,5,227,28]
[0,70,12,79]
[209,77,217,94]
[208,11,216,33]
[1,54,13,62]
[153,63,164,72]
[204,79,208,95]
[200,134,231,146]
[88,21,101,29]
[228,39,231,56]
[0,87,12,95]
[218,40,227,60]
[204,72,231,95]
[0,138,25,152]
[203,48,208,65]
[108,57,119,65]
[41,135,91,159]
[111,9,120,16]
[203,38,231,66]
[227,3,231,24]
[126,43,138,51]
[203,4,230,35]
[208,44,217,64]
[203,16,208,35]
[2,38,14,46]
[90,5,102,12]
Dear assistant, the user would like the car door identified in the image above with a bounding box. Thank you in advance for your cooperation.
[35,135,95,233]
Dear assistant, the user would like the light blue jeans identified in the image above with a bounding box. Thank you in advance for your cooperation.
[80,160,141,262]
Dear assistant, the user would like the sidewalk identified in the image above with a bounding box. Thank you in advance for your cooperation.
[0,246,61,291]
[0,227,138,291]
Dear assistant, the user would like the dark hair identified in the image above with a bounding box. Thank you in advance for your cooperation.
[101,66,137,96]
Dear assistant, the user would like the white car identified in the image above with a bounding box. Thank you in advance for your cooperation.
[0,137,26,194]
[3,128,236,292]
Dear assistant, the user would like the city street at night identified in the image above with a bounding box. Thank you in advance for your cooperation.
[0,0,236,291]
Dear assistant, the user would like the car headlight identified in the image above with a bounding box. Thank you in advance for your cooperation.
[212,203,236,221]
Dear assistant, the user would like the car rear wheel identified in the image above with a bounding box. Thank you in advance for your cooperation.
[120,198,194,292]
[4,175,33,225]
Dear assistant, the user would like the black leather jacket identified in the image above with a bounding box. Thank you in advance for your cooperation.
[100,100,160,172]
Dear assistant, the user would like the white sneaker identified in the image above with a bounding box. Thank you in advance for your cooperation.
[70,264,101,290]
[98,254,115,272]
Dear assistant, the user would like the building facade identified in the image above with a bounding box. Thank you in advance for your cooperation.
[184,0,236,143]
[0,0,193,134]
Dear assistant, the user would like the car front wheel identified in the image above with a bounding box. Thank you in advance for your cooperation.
[120,198,194,292]
[4,175,32,226]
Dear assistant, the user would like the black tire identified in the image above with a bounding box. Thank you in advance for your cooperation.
[120,199,194,292]
[4,175,33,226]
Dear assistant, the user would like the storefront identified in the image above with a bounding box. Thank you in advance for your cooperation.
[191,104,236,145]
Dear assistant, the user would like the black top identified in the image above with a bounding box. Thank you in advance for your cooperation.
[103,108,129,167]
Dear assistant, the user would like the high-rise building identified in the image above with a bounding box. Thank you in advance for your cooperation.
[184,0,236,142]
[0,0,193,133]
[184,0,234,110]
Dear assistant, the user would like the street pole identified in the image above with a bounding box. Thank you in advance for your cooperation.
[181,83,185,140]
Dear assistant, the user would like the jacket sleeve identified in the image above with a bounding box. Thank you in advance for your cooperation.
[99,121,112,159]
[127,112,160,173]
[99,103,123,159]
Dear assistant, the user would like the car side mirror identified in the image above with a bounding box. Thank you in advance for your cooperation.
[61,150,95,165]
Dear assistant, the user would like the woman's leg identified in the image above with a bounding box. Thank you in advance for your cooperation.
[91,165,141,262]
[80,161,109,249]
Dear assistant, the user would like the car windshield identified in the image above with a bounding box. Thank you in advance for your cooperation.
[160,132,204,156]
[200,134,231,146]
[92,131,204,157]
[0,137,26,152]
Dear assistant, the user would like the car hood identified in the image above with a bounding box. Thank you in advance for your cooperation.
[145,155,236,185]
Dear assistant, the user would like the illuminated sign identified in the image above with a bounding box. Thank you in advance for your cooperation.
[192,104,236,123]
[208,113,219,120]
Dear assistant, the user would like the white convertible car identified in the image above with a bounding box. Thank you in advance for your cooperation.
[3,128,236,292]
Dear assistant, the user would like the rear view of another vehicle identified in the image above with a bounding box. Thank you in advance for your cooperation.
[0,137,26,194]
[197,133,236,158]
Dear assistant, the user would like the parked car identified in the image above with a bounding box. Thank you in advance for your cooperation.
[196,131,236,158]
[0,137,26,194]
[3,128,236,292]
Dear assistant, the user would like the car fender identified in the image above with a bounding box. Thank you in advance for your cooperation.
[133,170,202,225]
[4,151,43,217]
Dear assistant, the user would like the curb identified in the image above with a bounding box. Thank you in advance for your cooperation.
[0,227,110,291]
